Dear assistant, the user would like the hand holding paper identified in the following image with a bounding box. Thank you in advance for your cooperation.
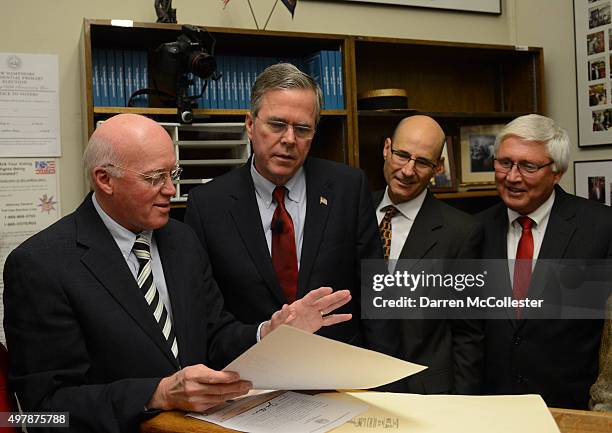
[147,364,252,412]
[261,286,352,337]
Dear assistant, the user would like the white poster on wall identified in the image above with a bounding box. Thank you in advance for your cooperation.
[0,53,60,156]
[0,158,60,343]
[574,1,612,147]
[340,0,501,14]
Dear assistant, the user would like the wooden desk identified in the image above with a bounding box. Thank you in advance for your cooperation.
[549,408,612,433]
[141,407,612,433]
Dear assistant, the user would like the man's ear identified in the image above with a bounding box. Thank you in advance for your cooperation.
[383,138,392,159]
[434,156,445,175]
[93,167,114,195]
[245,112,254,141]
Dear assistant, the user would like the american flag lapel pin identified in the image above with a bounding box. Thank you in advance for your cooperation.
[320,196,328,206]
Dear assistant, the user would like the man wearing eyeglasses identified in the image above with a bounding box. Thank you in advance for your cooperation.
[373,115,484,394]
[477,114,612,409]
[3,113,353,432]
[185,63,394,355]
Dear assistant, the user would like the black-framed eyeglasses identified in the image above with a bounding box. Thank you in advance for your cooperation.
[493,158,554,175]
[257,116,316,140]
[104,164,182,187]
[389,146,438,171]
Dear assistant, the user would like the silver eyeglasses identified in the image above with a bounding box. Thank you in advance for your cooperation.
[493,158,554,175]
[390,147,438,171]
[105,164,182,187]
[258,116,316,140]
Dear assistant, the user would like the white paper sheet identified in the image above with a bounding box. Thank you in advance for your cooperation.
[0,53,60,157]
[0,157,60,343]
[323,392,560,433]
[224,325,426,390]
[189,391,368,433]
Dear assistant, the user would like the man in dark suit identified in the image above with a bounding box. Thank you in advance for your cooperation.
[3,113,351,432]
[477,114,612,409]
[373,115,483,394]
[185,63,388,352]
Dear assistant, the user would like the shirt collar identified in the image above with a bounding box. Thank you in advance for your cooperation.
[377,187,428,221]
[91,192,153,259]
[507,189,556,228]
[250,157,306,208]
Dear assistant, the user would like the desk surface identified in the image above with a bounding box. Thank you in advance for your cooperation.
[141,407,612,433]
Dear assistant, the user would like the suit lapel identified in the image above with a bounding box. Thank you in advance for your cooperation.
[537,188,576,260]
[399,192,441,260]
[228,164,286,305]
[527,188,577,303]
[485,204,517,324]
[299,159,333,297]
[155,224,186,368]
[75,196,179,368]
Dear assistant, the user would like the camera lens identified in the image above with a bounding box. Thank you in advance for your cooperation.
[188,51,216,79]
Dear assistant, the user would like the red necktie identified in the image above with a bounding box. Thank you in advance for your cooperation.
[513,216,534,319]
[271,186,298,303]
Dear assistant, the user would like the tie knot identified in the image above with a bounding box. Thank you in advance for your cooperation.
[133,234,151,260]
[273,186,287,204]
[382,205,398,220]
[516,216,534,231]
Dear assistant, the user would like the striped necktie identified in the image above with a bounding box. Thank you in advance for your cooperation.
[133,234,179,362]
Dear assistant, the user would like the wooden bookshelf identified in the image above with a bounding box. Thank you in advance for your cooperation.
[81,19,543,213]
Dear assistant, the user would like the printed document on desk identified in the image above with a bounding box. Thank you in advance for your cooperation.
[189,390,368,433]
[224,325,426,390]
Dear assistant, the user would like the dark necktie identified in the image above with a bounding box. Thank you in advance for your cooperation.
[513,216,534,319]
[379,205,398,260]
[133,234,179,361]
[271,186,298,303]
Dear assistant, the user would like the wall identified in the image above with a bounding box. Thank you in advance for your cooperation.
[0,0,594,212]
[513,0,597,191]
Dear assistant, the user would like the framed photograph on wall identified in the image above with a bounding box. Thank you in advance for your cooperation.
[459,124,504,186]
[574,159,612,206]
[429,136,457,192]
[339,0,501,14]
[574,1,612,147]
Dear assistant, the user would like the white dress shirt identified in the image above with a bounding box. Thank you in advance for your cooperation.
[506,190,555,283]
[376,187,428,267]
[91,193,173,321]
[251,158,307,267]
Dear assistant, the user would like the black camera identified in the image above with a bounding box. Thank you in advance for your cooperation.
[151,25,217,123]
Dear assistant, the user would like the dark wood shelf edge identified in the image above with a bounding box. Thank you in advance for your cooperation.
[93,107,347,116]
[434,189,498,199]
[358,110,539,119]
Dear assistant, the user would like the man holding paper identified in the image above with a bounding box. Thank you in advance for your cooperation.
[3,113,351,433]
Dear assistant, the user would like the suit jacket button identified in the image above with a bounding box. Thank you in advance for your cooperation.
[513,336,522,345]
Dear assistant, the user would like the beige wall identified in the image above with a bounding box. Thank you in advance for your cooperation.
[0,0,595,213]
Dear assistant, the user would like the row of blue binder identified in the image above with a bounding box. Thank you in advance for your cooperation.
[189,51,344,110]
[92,49,148,107]
[92,49,344,110]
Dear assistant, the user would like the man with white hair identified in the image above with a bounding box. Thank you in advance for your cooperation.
[477,114,612,409]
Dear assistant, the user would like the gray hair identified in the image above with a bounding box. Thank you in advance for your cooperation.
[250,63,323,124]
[494,114,570,174]
[82,131,125,184]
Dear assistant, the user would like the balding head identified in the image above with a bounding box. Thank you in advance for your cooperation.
[83,114,170,186]
[392,115,446,159]
[383,115,446,204]
[83,114,177,232]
